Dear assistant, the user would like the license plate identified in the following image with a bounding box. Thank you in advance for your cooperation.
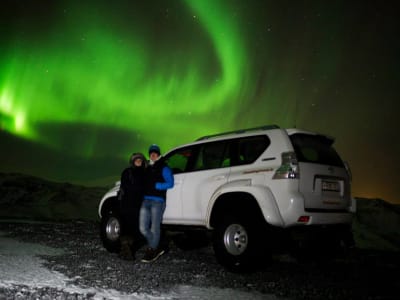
[322,180,340,192]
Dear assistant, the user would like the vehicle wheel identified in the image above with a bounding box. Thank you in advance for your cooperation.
[212,214,265,272]
[100,212,122,253]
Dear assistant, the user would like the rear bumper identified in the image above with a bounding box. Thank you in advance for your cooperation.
[284,211,354,227]
[275,190,355,227]
[306,211,353,225]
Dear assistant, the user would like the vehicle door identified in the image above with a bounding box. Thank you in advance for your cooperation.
[163,146,194,224]
[180,140,231,225]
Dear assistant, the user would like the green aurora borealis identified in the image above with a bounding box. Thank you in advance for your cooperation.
[1,1,240,148]
[1,0,399,203]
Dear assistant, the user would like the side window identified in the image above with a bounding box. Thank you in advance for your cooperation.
[233,135,270,166]
[192,141,228,171]
[165,135,270,173]
[164,147,193,174]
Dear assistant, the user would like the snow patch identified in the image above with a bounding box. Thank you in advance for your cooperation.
[0,234,69,289]
[0,232,156,299]
[0,232,283,299]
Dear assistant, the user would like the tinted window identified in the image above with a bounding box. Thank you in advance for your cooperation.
[166,135,270,173]
[234,135,270,166]
[193,141,228,171]
[191,135,269,170]
[290,133,344,167]
[164,147,194,174]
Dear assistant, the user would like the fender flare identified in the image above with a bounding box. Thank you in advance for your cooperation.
[207,182,284,228]
[98,182,120,218]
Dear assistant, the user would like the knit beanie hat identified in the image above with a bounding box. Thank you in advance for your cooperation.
[148,144,161,155]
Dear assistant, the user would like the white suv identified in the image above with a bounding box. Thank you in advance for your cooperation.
[99,125,355,270]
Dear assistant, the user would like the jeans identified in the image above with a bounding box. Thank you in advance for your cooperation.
[139,199,166,249]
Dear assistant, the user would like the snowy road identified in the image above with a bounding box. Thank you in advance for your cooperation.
[0,220,399,299]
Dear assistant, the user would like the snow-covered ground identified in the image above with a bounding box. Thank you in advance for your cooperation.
[0,230,278,300]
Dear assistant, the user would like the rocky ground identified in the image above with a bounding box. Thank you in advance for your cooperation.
[0,220,399,300]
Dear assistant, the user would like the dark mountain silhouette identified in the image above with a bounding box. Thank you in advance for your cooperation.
[0,172,108,221]
[0,172,399,251]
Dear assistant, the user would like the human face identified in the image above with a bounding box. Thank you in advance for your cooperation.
[133,158,143,167]
[149,152,160,162]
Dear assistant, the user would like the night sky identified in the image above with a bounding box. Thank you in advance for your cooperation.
[1,0,399,204]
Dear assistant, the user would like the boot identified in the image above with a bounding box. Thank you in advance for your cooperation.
[119,236,134,260]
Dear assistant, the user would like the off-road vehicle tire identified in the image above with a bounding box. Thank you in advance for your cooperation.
[100,212,122,253]
[213,213,265,272]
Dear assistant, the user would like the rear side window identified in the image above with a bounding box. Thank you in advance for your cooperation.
[193,141,229,171]
[235,135,270,165]
[290,133,344,167]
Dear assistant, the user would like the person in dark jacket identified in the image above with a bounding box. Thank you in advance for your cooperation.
[118,152,146,260]
[139,144,174,263]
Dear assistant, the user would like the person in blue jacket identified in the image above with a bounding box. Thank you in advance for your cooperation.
[139,144,174,263]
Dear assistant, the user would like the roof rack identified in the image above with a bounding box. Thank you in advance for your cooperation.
[196,125,280,141]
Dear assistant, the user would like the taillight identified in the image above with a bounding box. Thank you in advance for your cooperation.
[297,216,310,223]
[273,151,299,179]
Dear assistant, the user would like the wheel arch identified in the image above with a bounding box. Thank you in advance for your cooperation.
[99,196,119,218]
[209,192,266,228]
[98,182,120,218]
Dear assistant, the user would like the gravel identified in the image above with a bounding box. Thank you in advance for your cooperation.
[0,220,399,299]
